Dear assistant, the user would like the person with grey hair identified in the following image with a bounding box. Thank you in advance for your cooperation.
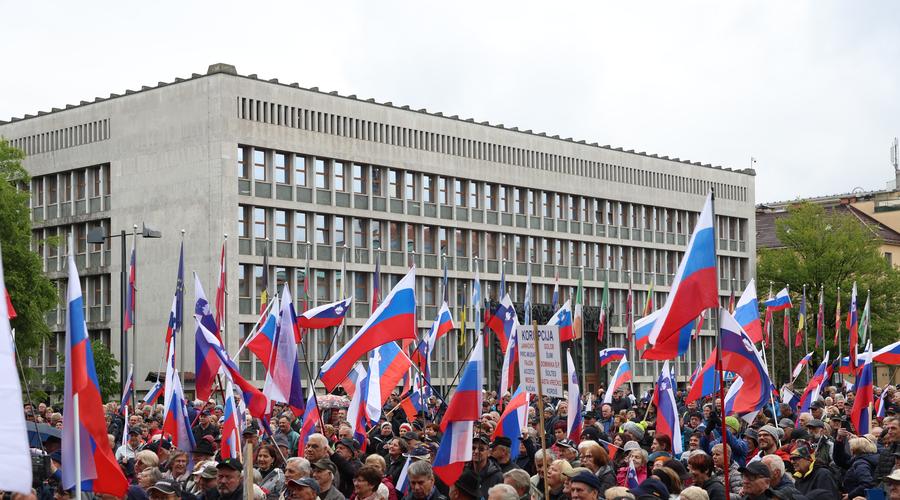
[760,454,802,499]
[503,469,531,500]
[487,484,518,500]
[286,457,312,480]
[530,449,558,500]
[403,460,447,500]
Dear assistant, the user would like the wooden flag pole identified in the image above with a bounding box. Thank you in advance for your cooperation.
[533,321,550,500]
[243,441,254,495]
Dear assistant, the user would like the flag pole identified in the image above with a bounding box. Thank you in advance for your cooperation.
[803,284,810,381]
[710,190,730,500]
[533,320,550,500]
[786,284,792,383]
[131,224,138,396]
[223,234,228,349]
[579,266,586,390]
[837,286,843,387]
[768,281,775,384]
[179,229,185,374]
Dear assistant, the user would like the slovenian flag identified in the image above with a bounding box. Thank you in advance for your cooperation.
[320,267,418,391]
[566,350,583,441]
[655,360,682,454]
[547,300,574,343]
[297,296,352,330]
[644,192,719,360]
[602,355,632,404]
[850,346,874,435]
[734,279,763,344]
[492,386,529,460]
[61,237,129,496]
[598,348,627,367]
[791,352,814,380]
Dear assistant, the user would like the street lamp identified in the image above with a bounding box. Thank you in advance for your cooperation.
[87,222,162,390]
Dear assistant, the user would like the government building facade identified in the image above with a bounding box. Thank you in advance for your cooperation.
[0,63,757,396]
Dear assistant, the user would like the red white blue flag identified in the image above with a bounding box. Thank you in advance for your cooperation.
[566,350,583,442]
[547,299,574,343]
[645,193,719,359]
[320,267,418,391]
[298,296,352,329]
[492,385,528,460]
[602,355,632,404]
[123,243,136,331]
[598,348,626,367]
[850,344,874,435]
[62,238,129,497]
[193,275,222,402]
[263,286,306,416]
[655,360,682,454]
[734,279,763,343]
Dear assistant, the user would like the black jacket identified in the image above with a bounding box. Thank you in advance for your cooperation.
[701,477,726,500]
[466,459,504,499]
[839,453,878,498]
[875,441,900,482]
[401,488,449,500]
[770,476,808,500]
[793,461,838,500]
[331,451,362,498]
[202,486,243,500]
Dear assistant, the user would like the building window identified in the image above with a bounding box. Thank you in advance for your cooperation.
[423,226,435,255]
[335,216,346,247]
[316,270,331,302]
[253,149,266,181]
[75,171,86,200]
[543,192,551,218]
[485,184,495,211]
[439,228,448,255]
[528,190,537,216]
[237,147,247,179]
[334,161,345,192]
[354,273,367,303]
[498,185,507,212]
[424,277,436,306]
[353,219,367,248]
[295,212,308,243]
[352,164,366,194]
[253,208,266,239]
[438,177,448,204]
[275,210,288,241]
[390,222,402,251]
[315,215,330,244]
[455,229,467,257]
[389,169,401,198]
[274,152,287,184]
[455,179,465,207]
[886,252,893,267]
[423,175,435,203]
[47,176,57,204]
[32,178,44,207]
[513,188,522,214]
[295,155,307,187]
[486,233,497,260]
[60,174,71,203]
[405,172,417,201]
[372,167,383,196]
[469,181,478,208]
[569,195,578,221]
[555,194,564,219]
[315,159,329,189]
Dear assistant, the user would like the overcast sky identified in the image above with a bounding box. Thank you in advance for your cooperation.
[4,1,899,203]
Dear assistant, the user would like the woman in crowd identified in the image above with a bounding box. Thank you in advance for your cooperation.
[256,443,286,500]
[353,466,384,500]
[577,440,616,491]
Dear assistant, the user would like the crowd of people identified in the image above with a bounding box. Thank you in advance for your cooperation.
[15,382,900,500]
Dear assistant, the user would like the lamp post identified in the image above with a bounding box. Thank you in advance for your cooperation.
[87,223,162,390]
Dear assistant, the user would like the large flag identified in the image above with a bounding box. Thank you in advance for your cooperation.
[795,288,807,348]
[734,279,762,343]
[0,244,31,493]
[193,275,223,402]
[215,241,226,332]
[372,341,413,405]
[859,290,871,345]
[264,286,306,416]
[646,193,718,358]
[492,386,528,460]
[433,332,483,486]
[219,378,242,460]
[685,351,720,404]
[848,282,859,369]
[345,363,370,450]
[123,242,136,331]
[636,309,695,357]
[195,317,269,418]
[297,296,352,330]
[791,352,814,380]
[655,360,682,454]
[573,274,584,339]
[566,350,583,441]
[716,309,774,416]
[62,239,128,496]
[499,321,519,398]
[798,352,831,415]
[163,326,196,453]
[486,293,517,353]
[598,348,626,367]
[850,345,874,435]
[873,339,900,364]
[143,379,163,405]
[602,355,632,404]
[764,287,792,312]
[320,267,418,391]
[244,297,279,372]
[366,350,384,424]
[597,276,609,342]
[547,300,574,343]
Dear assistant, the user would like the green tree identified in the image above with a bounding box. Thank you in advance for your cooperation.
[45,339,120,402]
[0,139,57,392]
[758,202,900,384]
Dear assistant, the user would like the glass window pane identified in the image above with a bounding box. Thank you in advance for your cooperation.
[294,155,307,186]
[295,212,307,243]
[315,214,330,244]
[253,208,266,238]
[254,149,266,181]
[315,159,329,189]
[334,162,345,192]
[274,152,287,183]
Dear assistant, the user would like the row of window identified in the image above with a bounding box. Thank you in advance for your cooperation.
[31,164,111,207]
[238,147,750,240]
[8,118,110,156]
[237,97,749,202]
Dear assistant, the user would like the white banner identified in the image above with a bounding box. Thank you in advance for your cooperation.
[517,324,563,397]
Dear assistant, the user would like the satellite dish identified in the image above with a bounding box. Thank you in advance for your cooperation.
[851,187,866,194]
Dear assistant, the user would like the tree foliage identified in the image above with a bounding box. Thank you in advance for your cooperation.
[45,339,120,402]
[758,202,900,383]
[0,139,56,371]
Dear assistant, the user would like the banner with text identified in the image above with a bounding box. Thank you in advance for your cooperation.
[517,324,563,397]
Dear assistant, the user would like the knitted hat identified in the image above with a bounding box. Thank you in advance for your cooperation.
[725,416,741,434]
[623,421,645,440]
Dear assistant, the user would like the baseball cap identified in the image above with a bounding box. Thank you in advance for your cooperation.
[806,419,825,429]
[886,469,900,483]
[312,458,337,474]
[490,436,512,448]
[288,477,321,495]
[739,461,771,478]
[147,479,180,495]
[569,471,601,490]
[192,462,218,479]
[217,458,243,472]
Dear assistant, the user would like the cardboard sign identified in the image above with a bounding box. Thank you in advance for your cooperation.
[517,324,563,397]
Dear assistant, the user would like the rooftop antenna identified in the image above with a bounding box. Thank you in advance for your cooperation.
[892,138,899,190]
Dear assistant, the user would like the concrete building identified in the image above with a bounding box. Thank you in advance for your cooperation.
[0,63,757,396]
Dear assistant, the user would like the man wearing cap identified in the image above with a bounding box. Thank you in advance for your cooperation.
[809,400,825,421]
[555,440,580,468]
[204,458,244,500]
[804,419,834,466]
[188,461,219,496]
[467,435,503,499]
[567,471,601,500]
[192,410,219,443]
[404,460,448,500]
[147,479,182,500]
[737,461,775,500]
[489,437,519,473]
[628,476,669,500]
[285,477,320,500]
[312,458,345,500]
[449,469,480,500]
[193,436,217,464]
[883,469,900,500]
[116,428,142,462]
[790,444,837,498]
[331,437,363,498]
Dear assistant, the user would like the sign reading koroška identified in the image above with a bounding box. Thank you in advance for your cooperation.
[517,324,563,397]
